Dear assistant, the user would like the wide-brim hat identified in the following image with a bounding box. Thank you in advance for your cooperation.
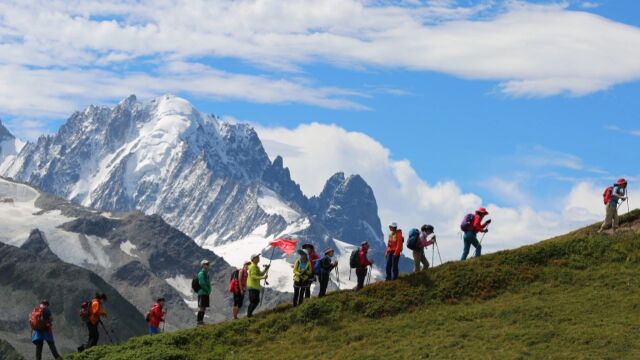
[323,248,334,255]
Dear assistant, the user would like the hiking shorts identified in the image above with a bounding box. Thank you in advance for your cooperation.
[233,292,245,308]
[198,295,210,308]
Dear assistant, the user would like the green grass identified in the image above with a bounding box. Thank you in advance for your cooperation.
[68,210,640,360]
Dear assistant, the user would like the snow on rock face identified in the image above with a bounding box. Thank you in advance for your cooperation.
[0,121,25,173]
[257,186,301,223]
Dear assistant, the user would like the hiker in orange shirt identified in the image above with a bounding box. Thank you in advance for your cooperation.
[385,222,404,280]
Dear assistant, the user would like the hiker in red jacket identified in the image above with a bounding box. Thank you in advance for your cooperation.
[461,208,491,260]
[302,244,320,299]
[147,298,166,335]
[356,241,373,290]
[230,262,250,320]
[385,222,404,280]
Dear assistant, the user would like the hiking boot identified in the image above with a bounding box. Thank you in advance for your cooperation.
[197,321,205,326]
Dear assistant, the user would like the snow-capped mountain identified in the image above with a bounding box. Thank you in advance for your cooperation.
[1,94,386,292]
[0,120,25,173]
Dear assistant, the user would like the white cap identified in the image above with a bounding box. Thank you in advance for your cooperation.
[389,222,398,228]
[201,259,210,266]
[251,253,261,260]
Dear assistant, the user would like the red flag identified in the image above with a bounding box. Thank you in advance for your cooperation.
[269,238,298,255]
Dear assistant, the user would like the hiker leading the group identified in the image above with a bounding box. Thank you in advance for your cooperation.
[147,298,166,335]
[247,254,269,317]
[293,250,313,306]
[460,208,491,260]
[599,178,628,233]
[317,248,338,297]
[196,260,212,325]
[385,222,404,280]
[414,225,436,272]
[30,300,61,360]
[86,293,107,349]
[355,241,373,290]
[301,243,320,299]
[229,261,250,320]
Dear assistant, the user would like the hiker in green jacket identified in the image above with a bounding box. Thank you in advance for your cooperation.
[247,254,269,317]
[293,250,312,307]
[196,260,212,325]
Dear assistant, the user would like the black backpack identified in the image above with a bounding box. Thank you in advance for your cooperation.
[406,228,420,250]
[191,275,201,293]
[349,249,360,269]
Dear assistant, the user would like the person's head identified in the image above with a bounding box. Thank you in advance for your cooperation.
[243,261,251,270]
[301,244,315,252]
[389,222,398,232]
[421,224,434,235]
[476,207,489,218]
[360,241,369,251]
[157,297,165,305]
[617,178,628,188]
[95,293,107,302]
[251,254,261,264]
[324,248,334,257]
[297,249,308,260]
[201,259,210,269]
[41,299,49,307]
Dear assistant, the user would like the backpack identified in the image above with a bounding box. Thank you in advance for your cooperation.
[349,249,360,269]
[313,258,323,275]
[460,213,475,232]
[79,300,91,323]
[228,270,240,293]
[603,186,613,205]
[406,228,420,250]
[191,275,201,293]
[29,306,47,331]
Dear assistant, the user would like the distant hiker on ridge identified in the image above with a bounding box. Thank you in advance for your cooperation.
[460,208,491,260]
[293,249,313,306]
[301,243,320,299]
[385,222,404,280]
[146,297,166,335]
[354,241,373,290]
[194,260,212,325]
[247,254,269,317]
[317,248,338,297]
[599,178,628,233]
[229,261,250,320]
[30,300,61,360]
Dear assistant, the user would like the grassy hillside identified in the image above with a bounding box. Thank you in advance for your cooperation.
[69,211,640,360]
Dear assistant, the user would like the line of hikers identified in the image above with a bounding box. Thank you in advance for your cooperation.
[27,178,629,358]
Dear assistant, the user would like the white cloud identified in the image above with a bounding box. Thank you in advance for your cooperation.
[257,122,607,262]
[580,2,600,9]
[606,124,640,137]
[0,0,638,122]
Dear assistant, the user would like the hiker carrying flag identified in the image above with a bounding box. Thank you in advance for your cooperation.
[317,248,338,297]
[30,300,61,360]
[460,208,491,260]
[599,178,628,233]
[147,298,166,335]
[247,254,269,317]
[292,250,313,306]
[355,241,373,291]
[385,222,404,280]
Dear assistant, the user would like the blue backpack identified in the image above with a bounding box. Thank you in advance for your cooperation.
[460,213,475,232]
[313,259,323,276]
[406,229,420,250]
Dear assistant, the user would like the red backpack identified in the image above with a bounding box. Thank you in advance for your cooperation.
[603,186,613,205]
[29,306,47,331]
[228,270,240,293]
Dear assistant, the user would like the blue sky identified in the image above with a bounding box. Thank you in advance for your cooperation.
[1,0,639,256]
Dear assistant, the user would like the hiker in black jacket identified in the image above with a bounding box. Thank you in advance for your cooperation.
[318,248,338,297]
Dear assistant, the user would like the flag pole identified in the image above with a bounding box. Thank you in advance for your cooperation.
[259,245,276,307]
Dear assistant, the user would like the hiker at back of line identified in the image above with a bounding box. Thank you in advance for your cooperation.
[30,299,61,360]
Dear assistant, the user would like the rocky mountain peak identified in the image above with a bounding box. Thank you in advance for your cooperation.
[20,228,59,261]
[0,120,15,141]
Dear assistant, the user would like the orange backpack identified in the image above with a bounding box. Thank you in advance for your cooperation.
[29,306,47,331]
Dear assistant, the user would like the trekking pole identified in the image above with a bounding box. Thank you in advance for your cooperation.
[335,265,341,290]
[431,243,434,268]
[479,225,490,245]
[366,265,372,285]
[99,320,114,344]
[435,241,443,265]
